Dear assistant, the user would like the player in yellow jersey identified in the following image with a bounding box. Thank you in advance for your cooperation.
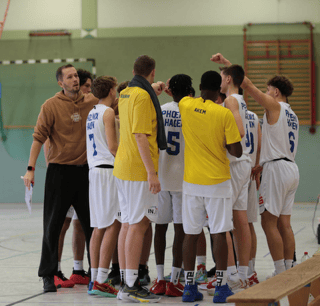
[179,71,242,304]
[113,55,166,303]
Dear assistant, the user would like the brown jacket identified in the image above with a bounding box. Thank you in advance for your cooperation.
[33,91,98,165]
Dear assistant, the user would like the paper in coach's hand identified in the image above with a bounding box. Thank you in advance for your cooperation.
[21,176,33,214]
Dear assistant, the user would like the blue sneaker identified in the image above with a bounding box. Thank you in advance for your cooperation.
[87,281,95,295]
[213,284,234,303]
[182,284,203,303]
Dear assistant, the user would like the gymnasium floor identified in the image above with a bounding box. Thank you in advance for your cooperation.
[1,202,319,305]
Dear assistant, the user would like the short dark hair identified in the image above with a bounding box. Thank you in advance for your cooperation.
[77,69,92,86]
[91,76,117,99]
[56,64,74,81]
[200,71,221,91]
[117,81,129,94]
[267,75,294,97]
[169,74,192,98]
[133,55,155,77]
[220,64,245,88]
[189,87,195,97]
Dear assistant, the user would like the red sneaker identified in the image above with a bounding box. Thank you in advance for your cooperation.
[92,281,118,297]
[207,277,218,296]
[165,281,184,297]
[248,271,259,287]
[149,279,167,295]
[54,271,75,288]
[69,269,90,285]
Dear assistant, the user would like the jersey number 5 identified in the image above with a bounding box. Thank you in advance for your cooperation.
[167,131,180,156]
[288,131,295,153]
[89,134,98,156]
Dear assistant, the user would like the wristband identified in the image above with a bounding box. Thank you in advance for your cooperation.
[27,166,35,171]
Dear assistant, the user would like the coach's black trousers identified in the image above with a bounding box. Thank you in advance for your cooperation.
[38,163,93,277]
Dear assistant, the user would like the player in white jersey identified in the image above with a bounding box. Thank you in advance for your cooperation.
[212,53,299,277]
[86,76,121,297]
[219,65,252,288]
[246,110,261,286]
[150,74,192,297]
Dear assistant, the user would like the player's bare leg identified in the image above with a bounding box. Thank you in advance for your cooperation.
[72,219,86,262]
[261,210,286,275]
[278,215,295,263]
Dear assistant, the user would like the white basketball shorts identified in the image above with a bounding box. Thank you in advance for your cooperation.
[230,160,251,210]
[247,179,258,223]
[89,168,121,229]
[157,191,182,224]
[115,178,158,225]
[182,180,233,235]
[259,160,299,217]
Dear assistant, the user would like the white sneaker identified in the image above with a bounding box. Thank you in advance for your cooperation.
[227,275,241,291]
[117,284,124,300]
[239,279,250,289]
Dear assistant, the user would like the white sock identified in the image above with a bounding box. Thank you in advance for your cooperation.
[120,269,126,284]
[126,269,138,287]
[196,256,206,266]
[285,259,293,270]
[97,267,109,284]
[248,260,254,275]
[236,261,239,269]
[252,258,256,271]
[184,270,195,285]
[58,262,61,272]
[227,265,238,278]
[238,266,249,282]
[181,262,184,269]
[74,260,83,271]
[274,259,286,275]
[216,270,227,286]
[171,267,181,285]
[91,268,98,282]
[156,265,164,281]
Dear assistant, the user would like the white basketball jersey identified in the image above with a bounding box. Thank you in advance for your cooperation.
[246,110,259,167]
[260,102,299,165]
[86,104,115,169]
[227,94,251,163]
[158,102,184,192]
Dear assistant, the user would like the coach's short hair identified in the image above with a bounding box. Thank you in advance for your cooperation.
[91,76,117,99]
[220,65,245,88]
[56,64,74,81]
[117,81,129,94]
[267,75,294,97]
[133,55,156,77]
[77,69,93,86]
[200,71,221,91]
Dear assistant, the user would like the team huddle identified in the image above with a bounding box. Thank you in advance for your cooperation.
[23,53,299,304]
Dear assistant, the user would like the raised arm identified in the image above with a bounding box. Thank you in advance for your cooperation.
[210,53,280,122]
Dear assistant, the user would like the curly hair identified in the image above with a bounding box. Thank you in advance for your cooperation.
[267,76,294,97]
[91,76,117,99]
[169,74,192,98]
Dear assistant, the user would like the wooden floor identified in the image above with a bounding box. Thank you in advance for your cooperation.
[0,203,319,305]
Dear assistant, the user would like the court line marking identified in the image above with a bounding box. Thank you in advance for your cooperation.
[6,292,45,306]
